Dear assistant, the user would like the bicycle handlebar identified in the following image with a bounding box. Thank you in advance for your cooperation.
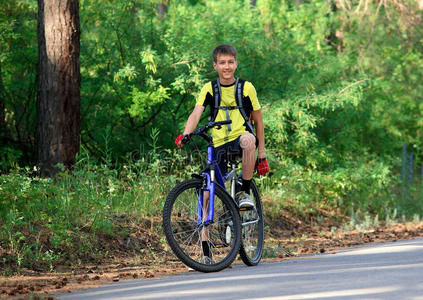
[181,120,232,145]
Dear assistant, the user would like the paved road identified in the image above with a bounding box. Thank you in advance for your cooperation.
[58,238,423,300]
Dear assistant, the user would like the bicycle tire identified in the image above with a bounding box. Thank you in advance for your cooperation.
[237,178,264,266]
[163,178,241,272]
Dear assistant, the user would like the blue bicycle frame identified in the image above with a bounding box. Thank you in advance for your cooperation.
[182,120,236,227]
[197,140,239,226]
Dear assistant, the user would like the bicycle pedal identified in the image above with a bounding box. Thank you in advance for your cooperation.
[240,207,254,211]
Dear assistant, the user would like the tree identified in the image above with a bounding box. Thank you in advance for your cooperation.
[37,0,81,176]
[0,64,6,141]
[157,2,168,16]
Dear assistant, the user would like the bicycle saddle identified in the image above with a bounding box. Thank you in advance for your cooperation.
[226,148,242,163]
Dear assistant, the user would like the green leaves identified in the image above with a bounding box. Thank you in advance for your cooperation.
[129,85,170,120]
[114,64,138,82]
[2,0,423,275]
[140,48,158,74]
[1,0,422,219]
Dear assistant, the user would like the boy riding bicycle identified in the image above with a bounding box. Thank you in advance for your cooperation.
[176,44,269,209]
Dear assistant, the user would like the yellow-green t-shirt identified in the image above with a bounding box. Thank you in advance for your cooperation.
[196,81,261,147]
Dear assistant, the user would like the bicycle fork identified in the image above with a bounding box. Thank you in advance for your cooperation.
[197,162,239,226]
[197,172,215,226]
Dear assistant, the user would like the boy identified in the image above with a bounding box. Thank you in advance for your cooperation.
[176,44,269,209]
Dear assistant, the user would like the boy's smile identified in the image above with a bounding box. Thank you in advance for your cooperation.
[213,54,238,85]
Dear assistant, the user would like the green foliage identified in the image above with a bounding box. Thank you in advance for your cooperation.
[2,0,422,163]
[129,85,170,119]
[1,0,423,273]
[0,0,37,167]
[0,146,188,273]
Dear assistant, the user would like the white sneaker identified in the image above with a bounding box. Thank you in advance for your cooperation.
[236,191,255,210]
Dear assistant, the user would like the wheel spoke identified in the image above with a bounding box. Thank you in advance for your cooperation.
[163,179,241,272]
[238,180,264,266]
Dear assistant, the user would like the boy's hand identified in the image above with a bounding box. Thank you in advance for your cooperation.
[255,157,269,177]
[175,134,185,148]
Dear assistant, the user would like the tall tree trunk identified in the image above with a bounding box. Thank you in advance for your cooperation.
[294,0,303,9]
[37,0,80,177]
[0,63,6,140]
[157,2,168,16]
[326,0,344,52]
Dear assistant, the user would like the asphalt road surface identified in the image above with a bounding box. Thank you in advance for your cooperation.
[58,238,423,300]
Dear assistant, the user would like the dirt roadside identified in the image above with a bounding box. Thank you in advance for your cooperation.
[1,221,423,300]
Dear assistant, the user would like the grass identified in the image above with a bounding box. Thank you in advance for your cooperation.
[0,149,422,275]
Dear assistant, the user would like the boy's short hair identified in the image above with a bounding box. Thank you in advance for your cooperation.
[212,44,237,62]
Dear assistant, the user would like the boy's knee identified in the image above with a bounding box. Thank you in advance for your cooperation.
[240,133,256,150]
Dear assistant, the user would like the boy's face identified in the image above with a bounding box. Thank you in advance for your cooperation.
[213,54,237,83]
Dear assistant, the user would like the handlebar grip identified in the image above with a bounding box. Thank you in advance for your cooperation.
[181,134,191,144]
[217,120,232,125]
[206,120,232,129]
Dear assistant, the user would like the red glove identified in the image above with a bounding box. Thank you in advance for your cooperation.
[175,134,184,147]
[255,158,269,177]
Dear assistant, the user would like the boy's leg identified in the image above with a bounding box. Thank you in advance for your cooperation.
[201,190,210,240]
[237,133,256,209]
[240,132,256,182]
[201,191,212,261]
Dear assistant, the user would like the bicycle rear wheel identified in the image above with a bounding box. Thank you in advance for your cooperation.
[237,178,264,266]
[163,178,241,272]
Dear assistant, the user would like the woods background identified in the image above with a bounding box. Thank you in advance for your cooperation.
[0,0,422,273]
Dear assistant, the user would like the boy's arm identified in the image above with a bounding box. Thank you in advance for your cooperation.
[251,109,266,158]
[176,105,205,148]
[183,105,205,135]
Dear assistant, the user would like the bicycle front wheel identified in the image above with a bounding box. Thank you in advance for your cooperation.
[163,178,241,272]
[237,178,264,266]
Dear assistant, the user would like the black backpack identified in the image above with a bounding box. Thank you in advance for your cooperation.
[209,78,255,135]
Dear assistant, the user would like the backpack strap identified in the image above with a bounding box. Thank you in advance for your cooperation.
[210,79,221,122]
[235,79,255,134]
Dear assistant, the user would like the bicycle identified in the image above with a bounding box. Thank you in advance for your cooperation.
[162,120,264,272]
